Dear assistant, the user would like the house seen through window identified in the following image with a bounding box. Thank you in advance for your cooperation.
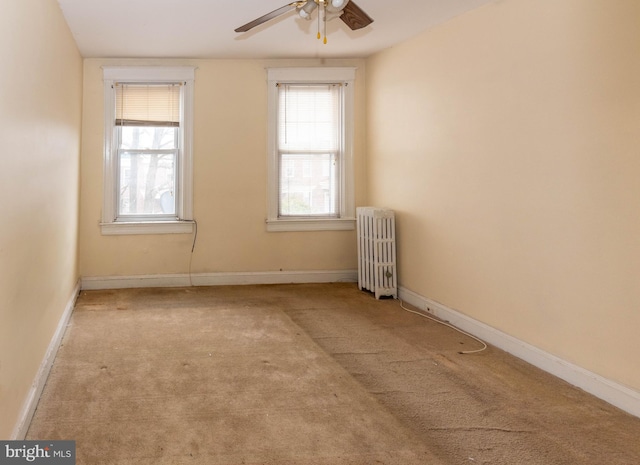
[267,67,356,232]
[277,84,341,218]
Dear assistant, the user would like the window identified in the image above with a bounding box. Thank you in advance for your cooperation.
[267,68,356,231]
[101,67,195,235]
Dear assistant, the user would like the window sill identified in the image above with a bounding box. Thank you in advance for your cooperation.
[100,220,195,236]
[266,218,355,232]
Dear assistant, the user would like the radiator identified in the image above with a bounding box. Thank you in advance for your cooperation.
[357,207,397,299]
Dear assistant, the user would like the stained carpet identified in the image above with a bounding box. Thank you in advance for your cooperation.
[26,285,439,464]
[27,283,640,464]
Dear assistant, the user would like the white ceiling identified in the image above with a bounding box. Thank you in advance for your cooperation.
[56,0,495,59]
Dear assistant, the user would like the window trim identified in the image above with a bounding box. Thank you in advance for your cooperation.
[266,67,356,232]
[101,66,195,235]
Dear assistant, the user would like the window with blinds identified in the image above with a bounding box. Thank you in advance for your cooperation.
[114,83,182,218]
[101,66,195,235]
[277,83,342,217]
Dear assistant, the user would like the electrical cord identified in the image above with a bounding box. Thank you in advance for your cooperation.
[188,219,198,286]
[399,300,487,355]
[191,219,198,253]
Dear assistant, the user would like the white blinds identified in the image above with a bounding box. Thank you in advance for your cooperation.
[115,83,181,127]
[277,84,341,152]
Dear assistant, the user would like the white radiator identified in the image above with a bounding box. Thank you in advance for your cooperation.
[357,207,397,299]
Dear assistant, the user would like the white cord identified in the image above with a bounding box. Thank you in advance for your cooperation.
[399,300,487,354]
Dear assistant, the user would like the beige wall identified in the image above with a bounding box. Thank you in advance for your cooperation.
[366,0,640,391]
[0,0,82,437]
[79,58,366,279]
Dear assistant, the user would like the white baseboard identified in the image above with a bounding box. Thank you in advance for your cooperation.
[12,279,81,440]
[81,270,358,290]
[398,286,640,419]
[81,273,190,289]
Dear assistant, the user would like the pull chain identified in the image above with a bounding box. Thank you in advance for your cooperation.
[323,0,327,44]
[317,1,321,40]
[314,1,328,44]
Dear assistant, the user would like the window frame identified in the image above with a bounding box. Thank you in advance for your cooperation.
[101,66,195,235]
[266,67,356,232]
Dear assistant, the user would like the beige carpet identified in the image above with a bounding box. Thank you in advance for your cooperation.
[26,285,440,464]
[27,284,640,464]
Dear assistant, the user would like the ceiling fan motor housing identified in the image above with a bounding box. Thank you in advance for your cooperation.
[299,0,349,20]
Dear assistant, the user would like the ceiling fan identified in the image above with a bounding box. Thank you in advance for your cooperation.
[235,0,374,42]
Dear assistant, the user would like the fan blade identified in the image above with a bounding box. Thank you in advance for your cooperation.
[235,3,299,33]
[340,0,373,30]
